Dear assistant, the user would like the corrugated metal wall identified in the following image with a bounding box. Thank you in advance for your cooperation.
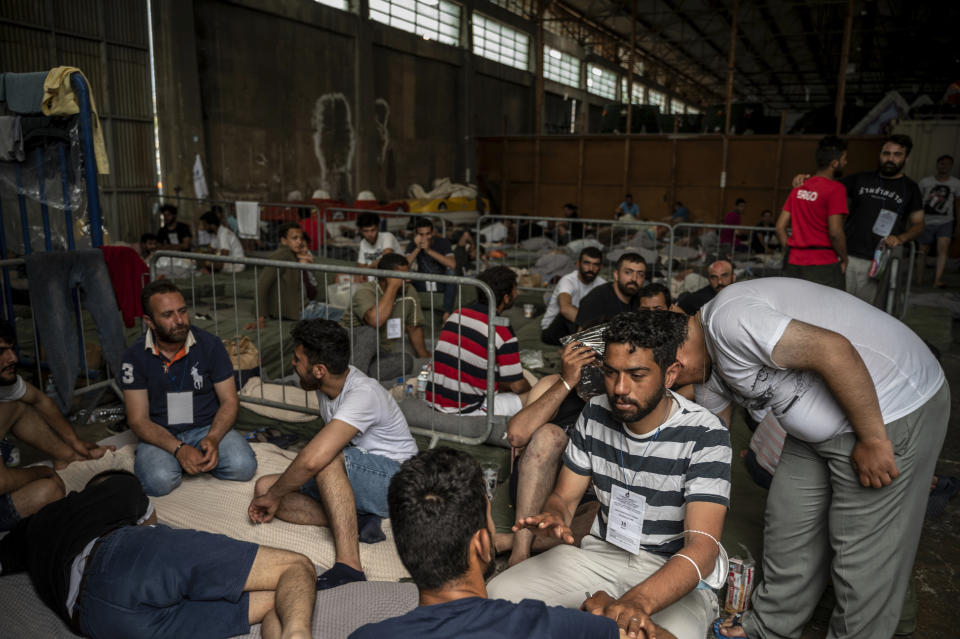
[1,0,155,243]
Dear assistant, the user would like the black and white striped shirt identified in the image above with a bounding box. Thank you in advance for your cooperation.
[564,390,731,556]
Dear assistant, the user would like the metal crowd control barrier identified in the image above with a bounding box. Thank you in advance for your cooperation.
[668,222,783,279]
[146,195,323,254]
[474,214,674,289]
[150,250,499,447]
[320,207,452,260]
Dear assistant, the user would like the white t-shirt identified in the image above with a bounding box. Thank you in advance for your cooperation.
[0,375,26,402]
[697,278,944,442]
[210,225,244,260]
[540,270,607,329]
[358,231,401,266]
[918,175,960,226]
[316,365,417,462]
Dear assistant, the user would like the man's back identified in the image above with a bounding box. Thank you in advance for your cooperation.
[349,597,618,639]
[784,176,847,266]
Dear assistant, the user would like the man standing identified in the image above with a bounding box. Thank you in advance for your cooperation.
[614,193,640,220]
[429,266,531,417]
[349,447,618,639]
[249,319,417,591]
[775,135,849,289]
[121,280,257,496]
[341,253,430,380]
[199,210,245,273]
[674,278,948,639]
[575,253,646,329]
[1,470,315,639]
[356,212,401,270]
[540,247,605,345]
[405,217,457,318]
[676,259,736,315]
[488,311,731,639]
[156,204,192,252]
[720,198,746,251]
[0,320,111,530]
[249,223,317,328]
[916,154,960,288]
[840,134,924,303]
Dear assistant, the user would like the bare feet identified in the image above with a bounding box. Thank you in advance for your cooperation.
[714,614,748,638]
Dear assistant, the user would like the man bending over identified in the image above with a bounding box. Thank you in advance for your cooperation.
[488,311,731,639]
[249,319,418,590]
[0,470,314,639]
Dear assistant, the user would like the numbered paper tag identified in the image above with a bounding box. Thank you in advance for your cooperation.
[167,391,194,425]
[872,209,898,237]
[606,484,645,555]
[386,317,403,340]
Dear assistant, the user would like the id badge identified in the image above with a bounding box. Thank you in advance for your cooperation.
[386,317,403,339]
[872,209,898,237]
[167,391,194,425]
[606,484,645,555]
[425,281,438,292]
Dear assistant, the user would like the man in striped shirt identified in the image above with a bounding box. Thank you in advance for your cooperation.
[487,311,731,639]
[427,267,531,416]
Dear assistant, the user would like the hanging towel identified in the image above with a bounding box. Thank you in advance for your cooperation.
[0,72,48,114]
[236,201,260,239]
[0,116,25,161]
[40,66,110,174]
[100,245,150,328]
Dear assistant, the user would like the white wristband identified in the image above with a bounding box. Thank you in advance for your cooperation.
[673,552,703,582]
[560,377,573,392]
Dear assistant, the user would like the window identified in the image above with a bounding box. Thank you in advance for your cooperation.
[670,100,684,114]
[369,0,461,47]
[686,105,700,115]
[586,64,617,100]
[489,0,530,17]
[647,89,663,108]
[314,0,350,10]
[472,12,529,70]
[543,46,580,88]
[620,77,643,104]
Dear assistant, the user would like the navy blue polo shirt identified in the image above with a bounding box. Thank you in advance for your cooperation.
[120,326,233,434]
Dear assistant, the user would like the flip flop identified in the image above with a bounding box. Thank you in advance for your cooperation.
[712,613,744,639]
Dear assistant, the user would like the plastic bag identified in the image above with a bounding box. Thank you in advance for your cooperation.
[868,239,891,279]
[559,323,608,400]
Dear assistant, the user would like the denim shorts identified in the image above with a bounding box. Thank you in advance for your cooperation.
[919,220,954,244]
[78,524,259,639]
[0,492,20,532]
[299,446,402,518]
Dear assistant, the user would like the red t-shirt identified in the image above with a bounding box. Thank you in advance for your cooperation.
[783,176,848,265]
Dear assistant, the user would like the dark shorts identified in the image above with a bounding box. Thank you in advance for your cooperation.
[78,524,259,639]
[783,261,845,290]
[0,492,20,532]
[919,220,954,244]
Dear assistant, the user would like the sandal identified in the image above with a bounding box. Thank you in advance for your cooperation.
[712,613,744,638]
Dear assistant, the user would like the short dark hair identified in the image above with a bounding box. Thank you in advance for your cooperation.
[357,212,381,229]
[937,154,954,164]
[638,282,672,307]
[85,469,140,490]
[159,204,178,216]
[476,266,517,307]
[615,252,646,269]
[0,318,15,345]
[578,247,602,262]
[413,217,434,232]
[604,310,688,374]
[290,319,349,374]
[140,232,157,244]
[735,198,746,206]
[388,447,487,591]
[815,135,847,169]
[377,252,409,272]
[278,222,302,240]
[884,134,913,156]
[200,210,220,226]
[141,280,183,318]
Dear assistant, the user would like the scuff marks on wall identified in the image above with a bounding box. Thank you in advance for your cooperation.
[312,93,354,200]
[374,97,396,190]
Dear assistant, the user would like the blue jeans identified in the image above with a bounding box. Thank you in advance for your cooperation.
[134,426,257,497]
[23,249,127,412]
[299,446,401,517]
[78,524,259,639]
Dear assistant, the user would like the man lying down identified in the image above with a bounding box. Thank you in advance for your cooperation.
[0,470,315,639]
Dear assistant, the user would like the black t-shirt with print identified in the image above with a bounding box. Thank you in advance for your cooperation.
[575,282,637,329]
[840,172,923,259]
[158,222,193,247]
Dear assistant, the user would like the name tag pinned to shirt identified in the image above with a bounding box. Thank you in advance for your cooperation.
[872,209,899,237]
[386,317,403,339]
[167,391,194,425]
[606,484,645,555]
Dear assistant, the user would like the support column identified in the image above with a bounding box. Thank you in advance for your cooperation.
[835,0,855,135]
[718,0,740,217]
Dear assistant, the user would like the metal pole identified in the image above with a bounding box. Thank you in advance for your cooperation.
[835,0,855,135]
[719,0,740,218]
[534,5,545,216]
[624,0,637,196]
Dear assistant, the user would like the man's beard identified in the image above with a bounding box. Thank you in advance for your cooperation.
[609,380,665,423]
[879,160,903,177]
[580,269,598,283]
[154,323,189,343]
[833,166,844,179]
[617,280,639,298]
[298,372,321,391]
[0,364,17,386]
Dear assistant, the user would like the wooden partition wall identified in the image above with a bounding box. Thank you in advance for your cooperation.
[477,134,886,225]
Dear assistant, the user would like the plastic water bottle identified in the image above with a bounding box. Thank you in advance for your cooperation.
[416,363,432,400]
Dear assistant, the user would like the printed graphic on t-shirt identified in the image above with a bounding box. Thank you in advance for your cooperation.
[740,366,813,416]
[924,184,953,216]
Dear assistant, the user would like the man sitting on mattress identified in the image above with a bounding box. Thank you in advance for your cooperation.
[249,319,418,591]
[0,469,315,639]
[120,280,257,497]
